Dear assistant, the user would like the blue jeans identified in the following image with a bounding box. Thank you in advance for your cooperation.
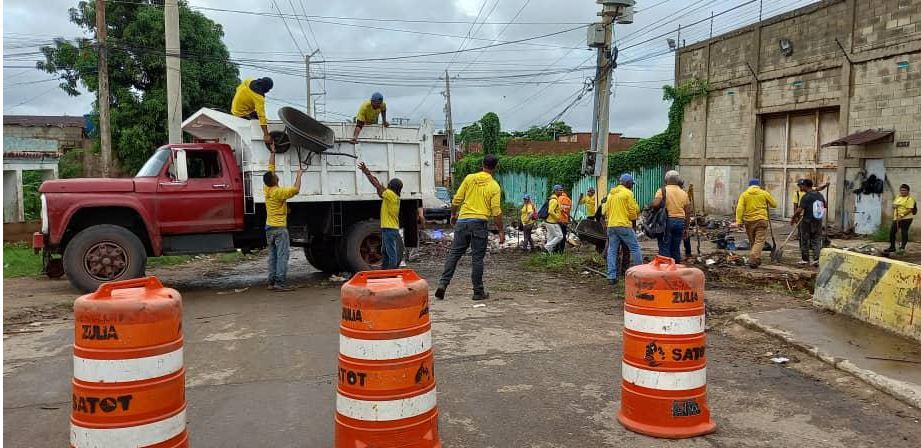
[439,219,489,294]
[381,228,401,269]
[607,227,642,280]
[266,227,290,286]
[657,218,686,262]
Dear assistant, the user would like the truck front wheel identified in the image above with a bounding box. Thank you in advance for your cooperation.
[63,224,147,292]
[339,220,403,273]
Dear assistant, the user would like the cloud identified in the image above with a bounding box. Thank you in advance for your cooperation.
[4,0,816,137]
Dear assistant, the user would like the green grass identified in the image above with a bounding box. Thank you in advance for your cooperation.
[525,252,583,272]
[3,243,44,278]
[871,223,891,243]
[146,255,194,268]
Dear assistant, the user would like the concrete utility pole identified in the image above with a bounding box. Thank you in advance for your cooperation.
[589,1,633,194]
[444,70,456,169]
[165,0,182,144]
[95,0,112,177]
[305,49,319,116]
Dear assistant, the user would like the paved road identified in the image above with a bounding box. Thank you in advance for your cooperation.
[5,250,921,447]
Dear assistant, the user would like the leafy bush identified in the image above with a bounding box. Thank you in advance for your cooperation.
[58,149,85,178]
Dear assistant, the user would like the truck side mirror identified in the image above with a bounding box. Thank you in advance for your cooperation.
[173,149,189,182]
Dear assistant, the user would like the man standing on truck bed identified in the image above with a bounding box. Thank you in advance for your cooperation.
[264,149,304,291]
[435,154,504,301]
[357,161,403,269]
[351,92,389,144]
[231,77,274,146]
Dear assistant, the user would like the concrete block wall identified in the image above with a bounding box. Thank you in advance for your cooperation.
[758,68,842,108]
[854,0,921,52]
[705,88,752,159]
[759,1,849,72]
[708,31,755,84]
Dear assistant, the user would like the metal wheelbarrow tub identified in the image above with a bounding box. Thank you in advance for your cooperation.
[278,106,335,153]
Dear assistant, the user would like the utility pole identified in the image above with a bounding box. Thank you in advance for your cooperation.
[95,0,112,177]
[305,49,319,116]
[444,70,456,170]
[164,0,182,144]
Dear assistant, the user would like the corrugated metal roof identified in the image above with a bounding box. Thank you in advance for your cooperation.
[3,115,86,128]
[822,129,894,147]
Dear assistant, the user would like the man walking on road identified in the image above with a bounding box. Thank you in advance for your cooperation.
[792,178,827,266]
[435,154,504,301]
[351,92,389,144]
[544,186,564,253]
[732,178,778,268]
[264,149,303,291]
[604,174,642,285]
[651,170,691,262]
[357,162,403,269]
[231,77,274,146]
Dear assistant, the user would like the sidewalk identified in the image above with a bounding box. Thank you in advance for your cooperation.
[737,308,921,409]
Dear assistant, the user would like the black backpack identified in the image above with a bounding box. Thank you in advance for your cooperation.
[537,199,550,220]
[641,185,669,238]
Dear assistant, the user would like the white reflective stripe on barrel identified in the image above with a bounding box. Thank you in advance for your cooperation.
[337,388,437,421]
[624,311,705,335]
[622,363,707,391]
[73,347,184,383]
[70,408,186,448]
[339,330,432,361]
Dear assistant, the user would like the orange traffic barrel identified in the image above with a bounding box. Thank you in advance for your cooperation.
[335,269,441,448]
[618,256,715,439]
[71,277,188,448]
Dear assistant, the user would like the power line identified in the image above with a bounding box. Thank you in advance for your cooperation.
[269,0,305,57]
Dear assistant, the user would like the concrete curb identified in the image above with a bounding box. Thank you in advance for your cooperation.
[735,313,921,410]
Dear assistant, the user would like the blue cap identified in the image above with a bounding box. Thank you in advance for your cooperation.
[523,194,531,200]
[553,184,563,191]
[620,173,634,183]
[749,178,761,186]
[371,92,384,102]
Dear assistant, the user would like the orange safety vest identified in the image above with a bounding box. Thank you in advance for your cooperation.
[559,193,572,224]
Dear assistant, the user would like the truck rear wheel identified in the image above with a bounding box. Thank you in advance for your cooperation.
[304,238,343,273]
[63,224,147,293]
[339,220,403,273]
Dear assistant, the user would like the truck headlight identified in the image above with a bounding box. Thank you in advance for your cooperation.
[40,194,48,234]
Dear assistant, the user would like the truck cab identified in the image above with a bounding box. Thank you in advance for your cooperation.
[35,108,433,292]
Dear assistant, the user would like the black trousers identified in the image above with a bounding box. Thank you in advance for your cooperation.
[556,223,568,253]
[889,219,913,250]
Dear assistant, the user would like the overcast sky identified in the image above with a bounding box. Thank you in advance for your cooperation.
[4,0,818,137]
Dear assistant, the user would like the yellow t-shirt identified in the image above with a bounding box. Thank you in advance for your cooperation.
[453,171,502,220]
[735,186,778,224]
[356,100,386,124]
[546,195,562,224]
[604,185,639,228]
[521,203,536,225]
[654,185,690,219]
[894,195,917,220]
[381,189,401,229]
[264,164,298,227]
[231,79,268,125]
[580,194,597,217]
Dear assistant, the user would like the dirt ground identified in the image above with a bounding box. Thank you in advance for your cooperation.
[4,239,921,447]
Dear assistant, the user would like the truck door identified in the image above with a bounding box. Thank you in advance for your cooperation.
[157,149,238,234]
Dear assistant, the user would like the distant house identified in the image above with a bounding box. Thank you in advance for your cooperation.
[505,132,640,156]
[3,115,88,152]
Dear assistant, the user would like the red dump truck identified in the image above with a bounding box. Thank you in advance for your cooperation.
[34,108,435,292]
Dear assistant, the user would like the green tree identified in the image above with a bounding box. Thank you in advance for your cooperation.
[511,121,573,141]
[457,122,483,145]
[480,112,501,154]
[37,1,240,174]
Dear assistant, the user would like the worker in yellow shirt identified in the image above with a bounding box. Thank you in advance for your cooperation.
[556,187,573,253]
[544,186,564,253]
[732,178,778,268]
[436,154,504,301]
[604,173,642,284]
[520,194,537,251]
[264,149,303,291]
[351,92,389,144]
[231,77,274,146]
[651,170,692,262]
[357,162,404,269]
[887,183,917,254]
[578,187,598,221]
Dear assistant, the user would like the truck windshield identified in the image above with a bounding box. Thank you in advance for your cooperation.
[136,148,170,177]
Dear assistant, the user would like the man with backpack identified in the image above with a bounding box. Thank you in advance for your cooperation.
[543,186,564,253]
[792,178,826,267]
[556,187,573,253]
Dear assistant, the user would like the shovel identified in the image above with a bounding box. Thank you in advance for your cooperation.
[771,215,803,262]
[766,209,778,255]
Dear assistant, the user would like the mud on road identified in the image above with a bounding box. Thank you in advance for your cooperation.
[4,246,921,447]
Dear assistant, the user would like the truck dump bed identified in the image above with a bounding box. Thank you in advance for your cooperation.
[181,108,435,204]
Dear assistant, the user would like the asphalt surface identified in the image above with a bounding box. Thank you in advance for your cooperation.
[4,249,921,447]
